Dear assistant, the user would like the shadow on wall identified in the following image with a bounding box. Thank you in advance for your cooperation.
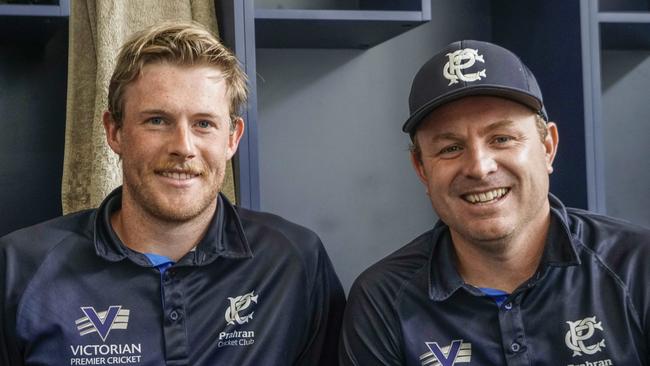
[0,18,68,236]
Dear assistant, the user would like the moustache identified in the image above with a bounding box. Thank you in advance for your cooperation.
[153,160,206,176]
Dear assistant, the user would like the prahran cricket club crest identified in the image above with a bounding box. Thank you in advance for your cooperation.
[565,316,605,356]
[218,291,259,348]
[565,316,613,366]
[443,48,486,86]
[225,290,258,325]
[420,340,471,366]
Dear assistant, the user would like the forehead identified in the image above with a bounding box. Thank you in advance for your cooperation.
[416,96,537,136]
[123,62,229,115]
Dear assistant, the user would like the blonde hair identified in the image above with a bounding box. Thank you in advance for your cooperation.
[107,22,248,127]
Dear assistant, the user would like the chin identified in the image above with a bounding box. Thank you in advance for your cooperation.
[144,192,218,223]
[147,203,209,223]
[463,222,514,243]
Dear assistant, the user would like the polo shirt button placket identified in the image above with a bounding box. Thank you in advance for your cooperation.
[510,342,521,353]
[164,270,175,284]
[170,310,179,321]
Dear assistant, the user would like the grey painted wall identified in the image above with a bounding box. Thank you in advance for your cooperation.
[601,50,650,228]
[255,1,491,292]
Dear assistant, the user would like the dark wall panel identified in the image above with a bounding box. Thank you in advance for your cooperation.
[491,1,588,209]
[0,17,68,236]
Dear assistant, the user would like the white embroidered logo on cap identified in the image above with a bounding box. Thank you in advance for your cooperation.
[443,48,486,86]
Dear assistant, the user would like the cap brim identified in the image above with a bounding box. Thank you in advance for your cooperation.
[402,86,546,134]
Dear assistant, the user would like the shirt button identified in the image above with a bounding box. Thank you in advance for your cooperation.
[170,310,179,321]
[510,342,521,352]
[504,302,513,310]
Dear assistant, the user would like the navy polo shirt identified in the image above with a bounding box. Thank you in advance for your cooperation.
[340,194,650,365]
[1,187,345,366]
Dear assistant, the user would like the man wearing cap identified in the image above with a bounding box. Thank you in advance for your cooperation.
[339,40,649,365]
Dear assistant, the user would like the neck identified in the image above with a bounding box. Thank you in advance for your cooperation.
[110,194,217,262]
[452,213,551,293]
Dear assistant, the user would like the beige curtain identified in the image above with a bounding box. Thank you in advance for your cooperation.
[62,0,237,214]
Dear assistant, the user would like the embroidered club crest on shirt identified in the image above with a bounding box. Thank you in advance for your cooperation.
[225,290,258,325]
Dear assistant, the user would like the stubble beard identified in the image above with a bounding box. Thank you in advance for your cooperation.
[124,165,225,224]
[449,187,550,256]
[452,223,514,255]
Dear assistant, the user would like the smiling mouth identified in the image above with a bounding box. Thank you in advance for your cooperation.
[463,188,509,204]
[158,171,201,180]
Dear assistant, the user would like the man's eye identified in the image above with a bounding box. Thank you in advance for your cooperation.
[493,136,513,144]
[148,117,165,125]
[440,145,463,155]
[196,120,216,129]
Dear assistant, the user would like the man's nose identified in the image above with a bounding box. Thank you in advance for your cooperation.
[168,122,196,159]
[462,145,497,179]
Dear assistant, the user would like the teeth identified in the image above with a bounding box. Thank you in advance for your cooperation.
[465,188,508,204]
[161,171,195,180]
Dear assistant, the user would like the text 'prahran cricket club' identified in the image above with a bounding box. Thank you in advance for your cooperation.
[218,290,258,348]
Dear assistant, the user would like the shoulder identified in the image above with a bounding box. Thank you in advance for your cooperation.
[349,229,433,307]
[236,207,322,250]
[235,206,327,269]
[0,210,96,315]
[567,208,650,255]
[567,208,650,296]
[1,209,95,260]
[341,230,434,364]
[236,207,320,244]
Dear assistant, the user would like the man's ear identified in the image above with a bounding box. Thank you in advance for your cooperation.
[103,111,122,155]
[226,117,245,160]
[543,122,559,174]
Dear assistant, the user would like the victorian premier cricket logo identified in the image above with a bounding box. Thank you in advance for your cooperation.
[71,306,143,365]
[443,48,486,86]
[420,340,472,366]
[76,306,130,341]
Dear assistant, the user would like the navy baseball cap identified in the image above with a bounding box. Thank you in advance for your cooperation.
[403,40,548,136]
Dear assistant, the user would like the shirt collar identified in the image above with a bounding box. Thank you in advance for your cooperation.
[93,187,252,265]
[428,193,580,301]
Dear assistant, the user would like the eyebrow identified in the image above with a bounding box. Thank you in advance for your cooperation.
[428,120,516,143]
[138,109,222,120]
[138,109,171,117]
[430,132,463,143]
[480,119,516,135]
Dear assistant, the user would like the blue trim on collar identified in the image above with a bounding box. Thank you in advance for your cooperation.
[428,194,581,301]
[93,187,253,265]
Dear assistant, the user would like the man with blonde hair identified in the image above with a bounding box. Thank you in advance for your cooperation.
[1,22,344,366]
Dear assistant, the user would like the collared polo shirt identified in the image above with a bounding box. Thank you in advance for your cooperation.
[340,194,650,365]
[1,188,345,366]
